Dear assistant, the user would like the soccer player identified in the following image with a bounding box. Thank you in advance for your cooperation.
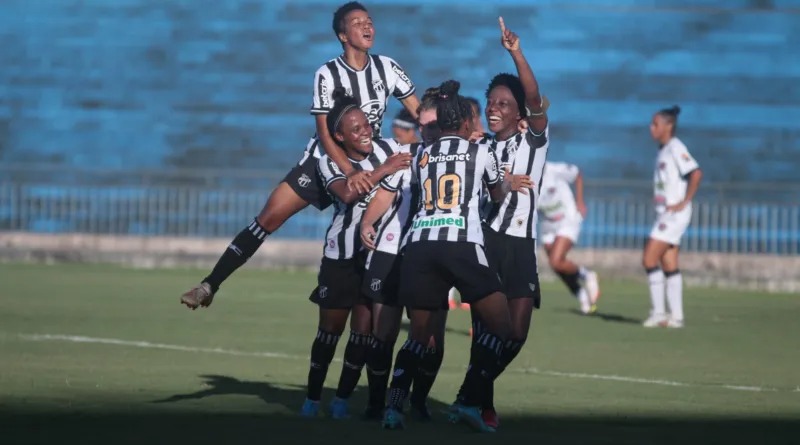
[381,79,528,433]
[391,109,419,145]
[456,17,548,430]
[642,105,702,329]
[359,87,446,421]
[538,161,600,314]
[300,89,412,418]
[180,1,420,308]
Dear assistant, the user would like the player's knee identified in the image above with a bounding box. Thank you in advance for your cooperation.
[255,211,285,233]
[549,257,567,273]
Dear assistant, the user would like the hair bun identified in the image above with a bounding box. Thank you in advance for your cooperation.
[439,80,461,98]
[332,87,348,102]
[670,105,681,115]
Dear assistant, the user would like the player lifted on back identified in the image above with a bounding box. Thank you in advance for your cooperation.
[538,161,600,314]
[180,2,420,309]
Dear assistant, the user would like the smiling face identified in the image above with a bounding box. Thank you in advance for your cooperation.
[338,9,374,51]
[485,85,521,138]
[335,108,373,158]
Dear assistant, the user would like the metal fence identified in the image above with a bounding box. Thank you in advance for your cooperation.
[0,164,798,255]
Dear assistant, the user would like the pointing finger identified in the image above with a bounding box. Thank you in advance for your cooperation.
[499,16,506,34]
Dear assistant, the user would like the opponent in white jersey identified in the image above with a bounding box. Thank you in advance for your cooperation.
[302,89,411,419]
[381,80,522,432]
[538,161,600,314]
[642,105,702,329]
[453,19,546,430]
[358,88,448,421]
[180,2,420,309]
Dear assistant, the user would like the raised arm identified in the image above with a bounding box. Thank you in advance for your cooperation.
[499,17,547,134]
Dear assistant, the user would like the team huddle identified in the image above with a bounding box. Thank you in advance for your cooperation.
[179,1,702,433]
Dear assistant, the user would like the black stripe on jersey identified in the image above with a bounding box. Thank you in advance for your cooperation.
[463,141,479,216]
[326,60,344,94]
[497,133,526,233]
[371,55,388,99]
[437,139,459,241]
[419,141,442,242]
[376,182,403,242]
[524,130,548,238]
[373,139,395,165]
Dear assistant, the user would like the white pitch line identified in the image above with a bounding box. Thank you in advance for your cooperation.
[17,333,792,394]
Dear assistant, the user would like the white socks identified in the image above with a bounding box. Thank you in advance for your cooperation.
[665,270,683,321]
[647,268,666,317]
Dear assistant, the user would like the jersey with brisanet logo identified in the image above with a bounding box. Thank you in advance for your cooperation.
[403,136,503,246]
[374,142,422,255]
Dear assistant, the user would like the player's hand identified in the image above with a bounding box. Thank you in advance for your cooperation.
[468,130,485,143]
[499,17,520,52]
[666,201,688,213]
[384,152,413,174]
[347,171,374,195]
[504,168,533,194]
[361,226,378,250]
[517,119,529,133]
[577,201,588,218]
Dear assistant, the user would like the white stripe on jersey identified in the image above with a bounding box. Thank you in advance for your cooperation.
[317,139,400,260]
[299,54,416,164]
[485,125,550,238]
[406,136,502,246]
[373,142,422,255]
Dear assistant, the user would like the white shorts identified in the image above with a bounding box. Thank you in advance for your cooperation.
[649,206,692,246]
[540,215,582,246]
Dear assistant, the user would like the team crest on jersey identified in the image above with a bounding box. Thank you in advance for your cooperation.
[298,174,312,188]
[370,278,382,292]
[386,233,395,241]
[505,139,518,159]
[659,162,666,170]
[418,152,429,168]
[548,187,556,194]
[658,223,667,231]
[328,239,336,249]
[318,286,328,299]
[372,79,385,93]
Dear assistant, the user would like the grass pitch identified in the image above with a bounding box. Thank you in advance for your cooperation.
[0,263,798,444]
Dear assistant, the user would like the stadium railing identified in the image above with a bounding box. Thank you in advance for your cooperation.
[0,164,797,255]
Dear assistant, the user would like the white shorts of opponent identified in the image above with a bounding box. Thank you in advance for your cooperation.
[540,215,582,246]
[649,206,692,246]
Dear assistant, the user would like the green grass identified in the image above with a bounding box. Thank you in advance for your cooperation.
[0,262,798,444]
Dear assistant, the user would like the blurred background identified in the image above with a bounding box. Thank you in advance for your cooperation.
[0,0,798,253]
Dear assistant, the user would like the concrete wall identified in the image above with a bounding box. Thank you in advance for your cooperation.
[2,232,798,293]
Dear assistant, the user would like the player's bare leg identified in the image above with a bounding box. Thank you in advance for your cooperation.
[642,238,673,327]
[546,237,596,314]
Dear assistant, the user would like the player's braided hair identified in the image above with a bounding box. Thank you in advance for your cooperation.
[658,105,681,134]
[486,73,527,118]
[332,2,368,38]
[327,87,361,146]
[435,80,474,132]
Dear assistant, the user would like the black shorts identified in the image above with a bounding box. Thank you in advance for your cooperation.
[362,250,403,306]
[309,253,369,309]
[483,226,541,307]
[282,155,333,210]
[398,241,502,311]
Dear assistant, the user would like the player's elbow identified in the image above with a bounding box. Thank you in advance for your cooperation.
[691,168,703,183]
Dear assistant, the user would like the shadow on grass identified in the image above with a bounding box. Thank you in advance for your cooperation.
[566,308,642,324]
[2,408,797,445]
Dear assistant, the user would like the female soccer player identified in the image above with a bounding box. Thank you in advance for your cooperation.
[381,79,528,433]
[391,109,419,145]
[180,1,420,308]
[642,105,702,329]
[358,87,446,421]
[300,89,412,418]
[539,161,600,314]
[456,17,549,430]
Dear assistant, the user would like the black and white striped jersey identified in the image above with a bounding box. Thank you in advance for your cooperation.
[404,136,503,246]
[373,142,422,255]
[317,138,403,260]
[300,54,416,164]
[484,125,550,238]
